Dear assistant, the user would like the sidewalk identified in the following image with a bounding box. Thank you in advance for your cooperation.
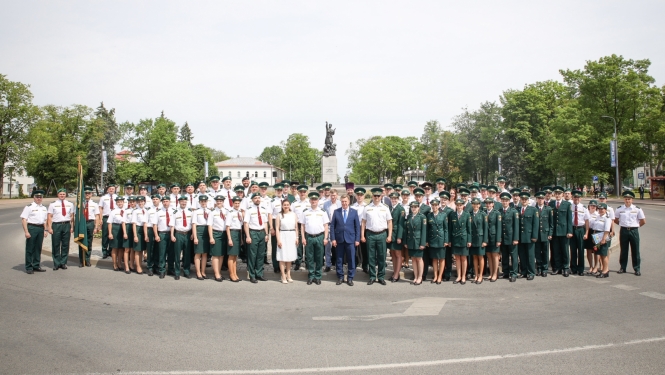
[584,197,665,207]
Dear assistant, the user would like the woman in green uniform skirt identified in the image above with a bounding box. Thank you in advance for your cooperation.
[405,201,427,285]
[388,192,405,282]
[450,198,472,284]
[427,198,449,284]
[469,198,488,284]
[208,195,228,282]
[225,196,244,282]
[122,196,136,273]
[484,197,502,282]
[399,189,412,269]
[131,196,148,275]
[592,203,612,278]
[192,195,212,280]
[585,200,600,275]
[107,197,127,272]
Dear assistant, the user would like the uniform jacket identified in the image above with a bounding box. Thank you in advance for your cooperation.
[449,210,472,247]
[549,200,573,236]
[390,204,405,243]
[517,205,539,243]
[535,205,554,241]
[486,209,502,245]
[426,210,449,248]
[500,206,520,245]
[469,210,488,247]
[405,212,427,250]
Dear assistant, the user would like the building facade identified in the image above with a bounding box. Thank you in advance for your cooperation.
[215,157,284,185]
[3,165,35,198]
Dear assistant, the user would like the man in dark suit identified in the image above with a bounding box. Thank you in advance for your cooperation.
[330,195,361,286]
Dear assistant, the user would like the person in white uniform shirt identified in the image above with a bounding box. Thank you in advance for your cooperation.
[78,186,100,267]
[20,190,49,274]
[152,196,174,279]
[614,190,646,276]
[107,197,127,272]
[225,196,244,282]
[168,184,181,205]
[352,187,369,273]
[322,189,342,272]
[192,195,211,280]
[569,190,590,276]
[98,184,118,259]
[144,194,161,276]
[593,203,613,278]
[361,188,393,285]
[131,196,149,275]
[269,183,285,274]
[183,183,198,209]
[208,195,229,282]
[170,196,193,280]
[47,188,74,270]
[218,176,235,209]
[244,193,269,283]
[291,185,311,270]
[300,192,330,285]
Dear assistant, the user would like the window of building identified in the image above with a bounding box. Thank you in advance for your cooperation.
[263,171,267,178]
[228,171,232,177]
[254,171,258,178]
[246,171,249,177]
[237,171,241,178]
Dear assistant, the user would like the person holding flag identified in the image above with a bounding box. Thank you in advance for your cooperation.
[77,186,100,267]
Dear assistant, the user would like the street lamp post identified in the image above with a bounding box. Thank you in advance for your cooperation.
[602,116,620,198]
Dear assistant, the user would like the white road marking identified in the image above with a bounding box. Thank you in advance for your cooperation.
[640,292,665,300]
[612,284,639,291]
[312,297,460,321]
[98,336,665,375]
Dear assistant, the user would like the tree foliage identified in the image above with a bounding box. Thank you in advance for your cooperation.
[347,135,421,184]
[280,133,321,183]
[258,145,284,167]
[85,102,121,193]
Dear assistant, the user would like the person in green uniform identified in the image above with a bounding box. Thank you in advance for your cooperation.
[47,188,74,270]
[458,188,472,213]
[517,192,539,280]
[361,188,392,285]
[509,188,521,209]
[404,201,427,285]
[131,196,148,275]
[439,191,455,282]
[469,198,488,284]
[615,190,646,275]
[593,203,613,278]
[300,192,330,285]
[243,193,270,283]
[427,198,449,284]
[484,197,502,282]
[499,192,520,282]
[20,190,49,274]
[79,186,100,267]
[388,192,405,282]
[192,195,211,280]
[224,196,243,282]
[145,194,161,276]
[534,191,553,277]
[548,185,573,276]
[413,187,432,281]
[451,198,472,284]
[399,189,412,269]
[170,196,193,280]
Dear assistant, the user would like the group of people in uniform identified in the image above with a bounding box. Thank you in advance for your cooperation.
[20,175,647,285]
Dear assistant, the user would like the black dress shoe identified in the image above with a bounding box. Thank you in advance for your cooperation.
[197,276,204,280]
[509,277,516,282]
[502,274,510,279]
[184,274,192,279]
[378,279,386,285]
[453,280,459,284]
[527,275,534,280]
[315,279,321,285]
[324,267,331,272]
[617,268,626,274]
[159,273,165,279]
[635,271,641,276]
[460,281,466,285]
[86,263,91,267]
[102,254,109,259]
[53,267,58,271]
[563,270,570,277]
[125,270,131,274]
[542,272,547,277]
[250,278,258,283]
[347,280,354,286]
[336,279,344,285]
[257,277,268,281]
[148,270,154,276]
[367,279,375,285]
[263,260,270,265]
[61,264,67,270]
[578,271,584,276]
[26,270,34,274]
[307,279,313,285]
[229,278,240,282]
[79,264,84,268]
[597,272,609,278]
[443,277,450,282]
[174,275,180,280]
[215,277,224,282]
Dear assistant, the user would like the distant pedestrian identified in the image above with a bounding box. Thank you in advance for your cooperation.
[638,185,644,200]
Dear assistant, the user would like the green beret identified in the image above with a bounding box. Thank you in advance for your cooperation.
[209,176,220,182]
[407,181,418,187]
[315,185,323,190]
[383,183,393,189]
[273,183,284,190]
[250,181,258,187]
[197,181,206,187]
[487,185,498,193]
[281,179,290,186]
[497,176,507,182]
[371,187,383,195]
[232,196,242,203]
[389,192,400,198]
[456,183,467,190]
[439,191,451,199]
[297,184,309,192]
[552,185,564,193]
[469,186,479,193]
[535,191,546,198]
[543,186,553,193]
[183,183,194,188]
[57,188,67,193]
[83,186,93,192]
[290,181,299,186]
[480,184,487,190]
[420,181,433,189]
[258,182,269,188]
[401,189,411,196]
[354,187,366,195]
[322,183,332,189]
[458,188,470,195]
[221,176,232,182]
[564,188,572,193]
[622,190,635,198]
[177,195,188,201]
[170,183,180,189]
[435,178,446,184]
[510,188,521,195]
[430,198,440,205]
[393,184,403,190]
[124,183,134,188]
[115,196,125,201]
[499,192,512,200]
[599,192,607,198]
[139,185,148,190]
[471,197,482,204]
[127,196,136,202]
[521,186,530,191]
[33,189,45,196]
[484,197,495,203]
[308,192,320,199]
[598,203,608,209]
[136,196,146,202]
[455,199,466,205]
[519,192,531,199]
[151,194,161,199]
[156,183,166,188]
[413,188,425,195]
[571,190,582,197]
[234,185,245,192]
[214,195,225,201]
[588,200,598,206]
[161,196,170,202]
[409,201,420,207]
[250,192,261,199]
[198,195,208,201]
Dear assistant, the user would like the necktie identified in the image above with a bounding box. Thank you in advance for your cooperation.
[220,209,225,220]
[556,201,560,209]
[142,209,145,215]
[110,196,114,210]
[120,210,124,217]
[204,209,208,220]
[343,209,347,223]
[190,194,193,205]
[182,210,187,226]
[228,191,231,203]
[166,211,170,226]
[426,197,429,205]
[574,205,578,226]
[84,201,89,219]
[521,207,525,215]
[257,205,262,225]
[61,200,66,216]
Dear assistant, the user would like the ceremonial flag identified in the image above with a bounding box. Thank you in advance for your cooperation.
[73,157,88,264]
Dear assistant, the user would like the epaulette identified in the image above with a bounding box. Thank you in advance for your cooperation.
[188,208,193,211]
[303,208,309,212]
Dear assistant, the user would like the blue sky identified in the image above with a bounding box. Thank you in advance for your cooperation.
[2,0,663,176]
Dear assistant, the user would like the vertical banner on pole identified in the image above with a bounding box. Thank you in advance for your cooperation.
[102,150,108,172]
[610,141,617,167]
[498,157,502,174]
[204,161,209,179]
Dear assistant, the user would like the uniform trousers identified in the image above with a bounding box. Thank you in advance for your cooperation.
[360,230,368,272]
[51,222,71,267]
[366,231,387,281]
[518,242,536,277]
[25,225,45,271]
[157,232,171,274]
[171,231,191,276]
[270,219,279,272]
[247,230,267,279]
[569,226,586,273]
[534,239,549,273]
[101,216,110,256]
[551,236,570,272]
[78,220,95,265]
[305,233,324,280]
[146,230,156,272]
[500,243,518,277]
[619,227,640,272]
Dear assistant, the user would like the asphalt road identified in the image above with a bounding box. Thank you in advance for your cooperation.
[1,203,664,375]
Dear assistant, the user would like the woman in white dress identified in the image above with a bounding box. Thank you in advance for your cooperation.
[276,200,299,284]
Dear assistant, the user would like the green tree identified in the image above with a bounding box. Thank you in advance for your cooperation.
[421,129,466,184]
[280,133,320,183]
[85,102,121,193]
[0,74,40,192]
[347,136,421,184]
[210,148,230,162]
[258,145,284,167]
[179,121,193,146]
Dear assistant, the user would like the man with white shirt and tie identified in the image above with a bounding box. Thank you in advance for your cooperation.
[569,190,590,276]
[323,189,342,272]
[47,188,74,270]
[243,193,269,283]
[98,184,118,259]
[79,186,101,267]
[615,190,647,276]
[361,188,393,285]
[152,196,174,279]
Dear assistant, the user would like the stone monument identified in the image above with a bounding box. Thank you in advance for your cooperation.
[321,121,338,183]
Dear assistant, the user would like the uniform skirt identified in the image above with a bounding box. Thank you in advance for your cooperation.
[485,243,500,253]
[469,246,485,256]
[584,234,597,250]
[133,227,146,251]
[389,240,404,251]
[110,223,123,249]
[210,230,226,257]
[596,241,610,256]
[452,246,469,256]
[429,247,446,259]
[122,225,133,249]
[227,230,242,256]
[408,248,423,258]
[193,226,210,254]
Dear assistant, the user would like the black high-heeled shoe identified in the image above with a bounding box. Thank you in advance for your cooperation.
[197,276,204,280]
[476,279,483,285]
[460,280,466,285]
[125,270,131,274]
[490,278,497,282]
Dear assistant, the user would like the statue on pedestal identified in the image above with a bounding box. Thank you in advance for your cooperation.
[323,121,336,157]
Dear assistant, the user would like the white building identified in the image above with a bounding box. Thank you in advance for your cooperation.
[216,157,285,185]
[3,165,35,198]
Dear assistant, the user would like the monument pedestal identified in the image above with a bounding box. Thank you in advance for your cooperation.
[322,156,338,183]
